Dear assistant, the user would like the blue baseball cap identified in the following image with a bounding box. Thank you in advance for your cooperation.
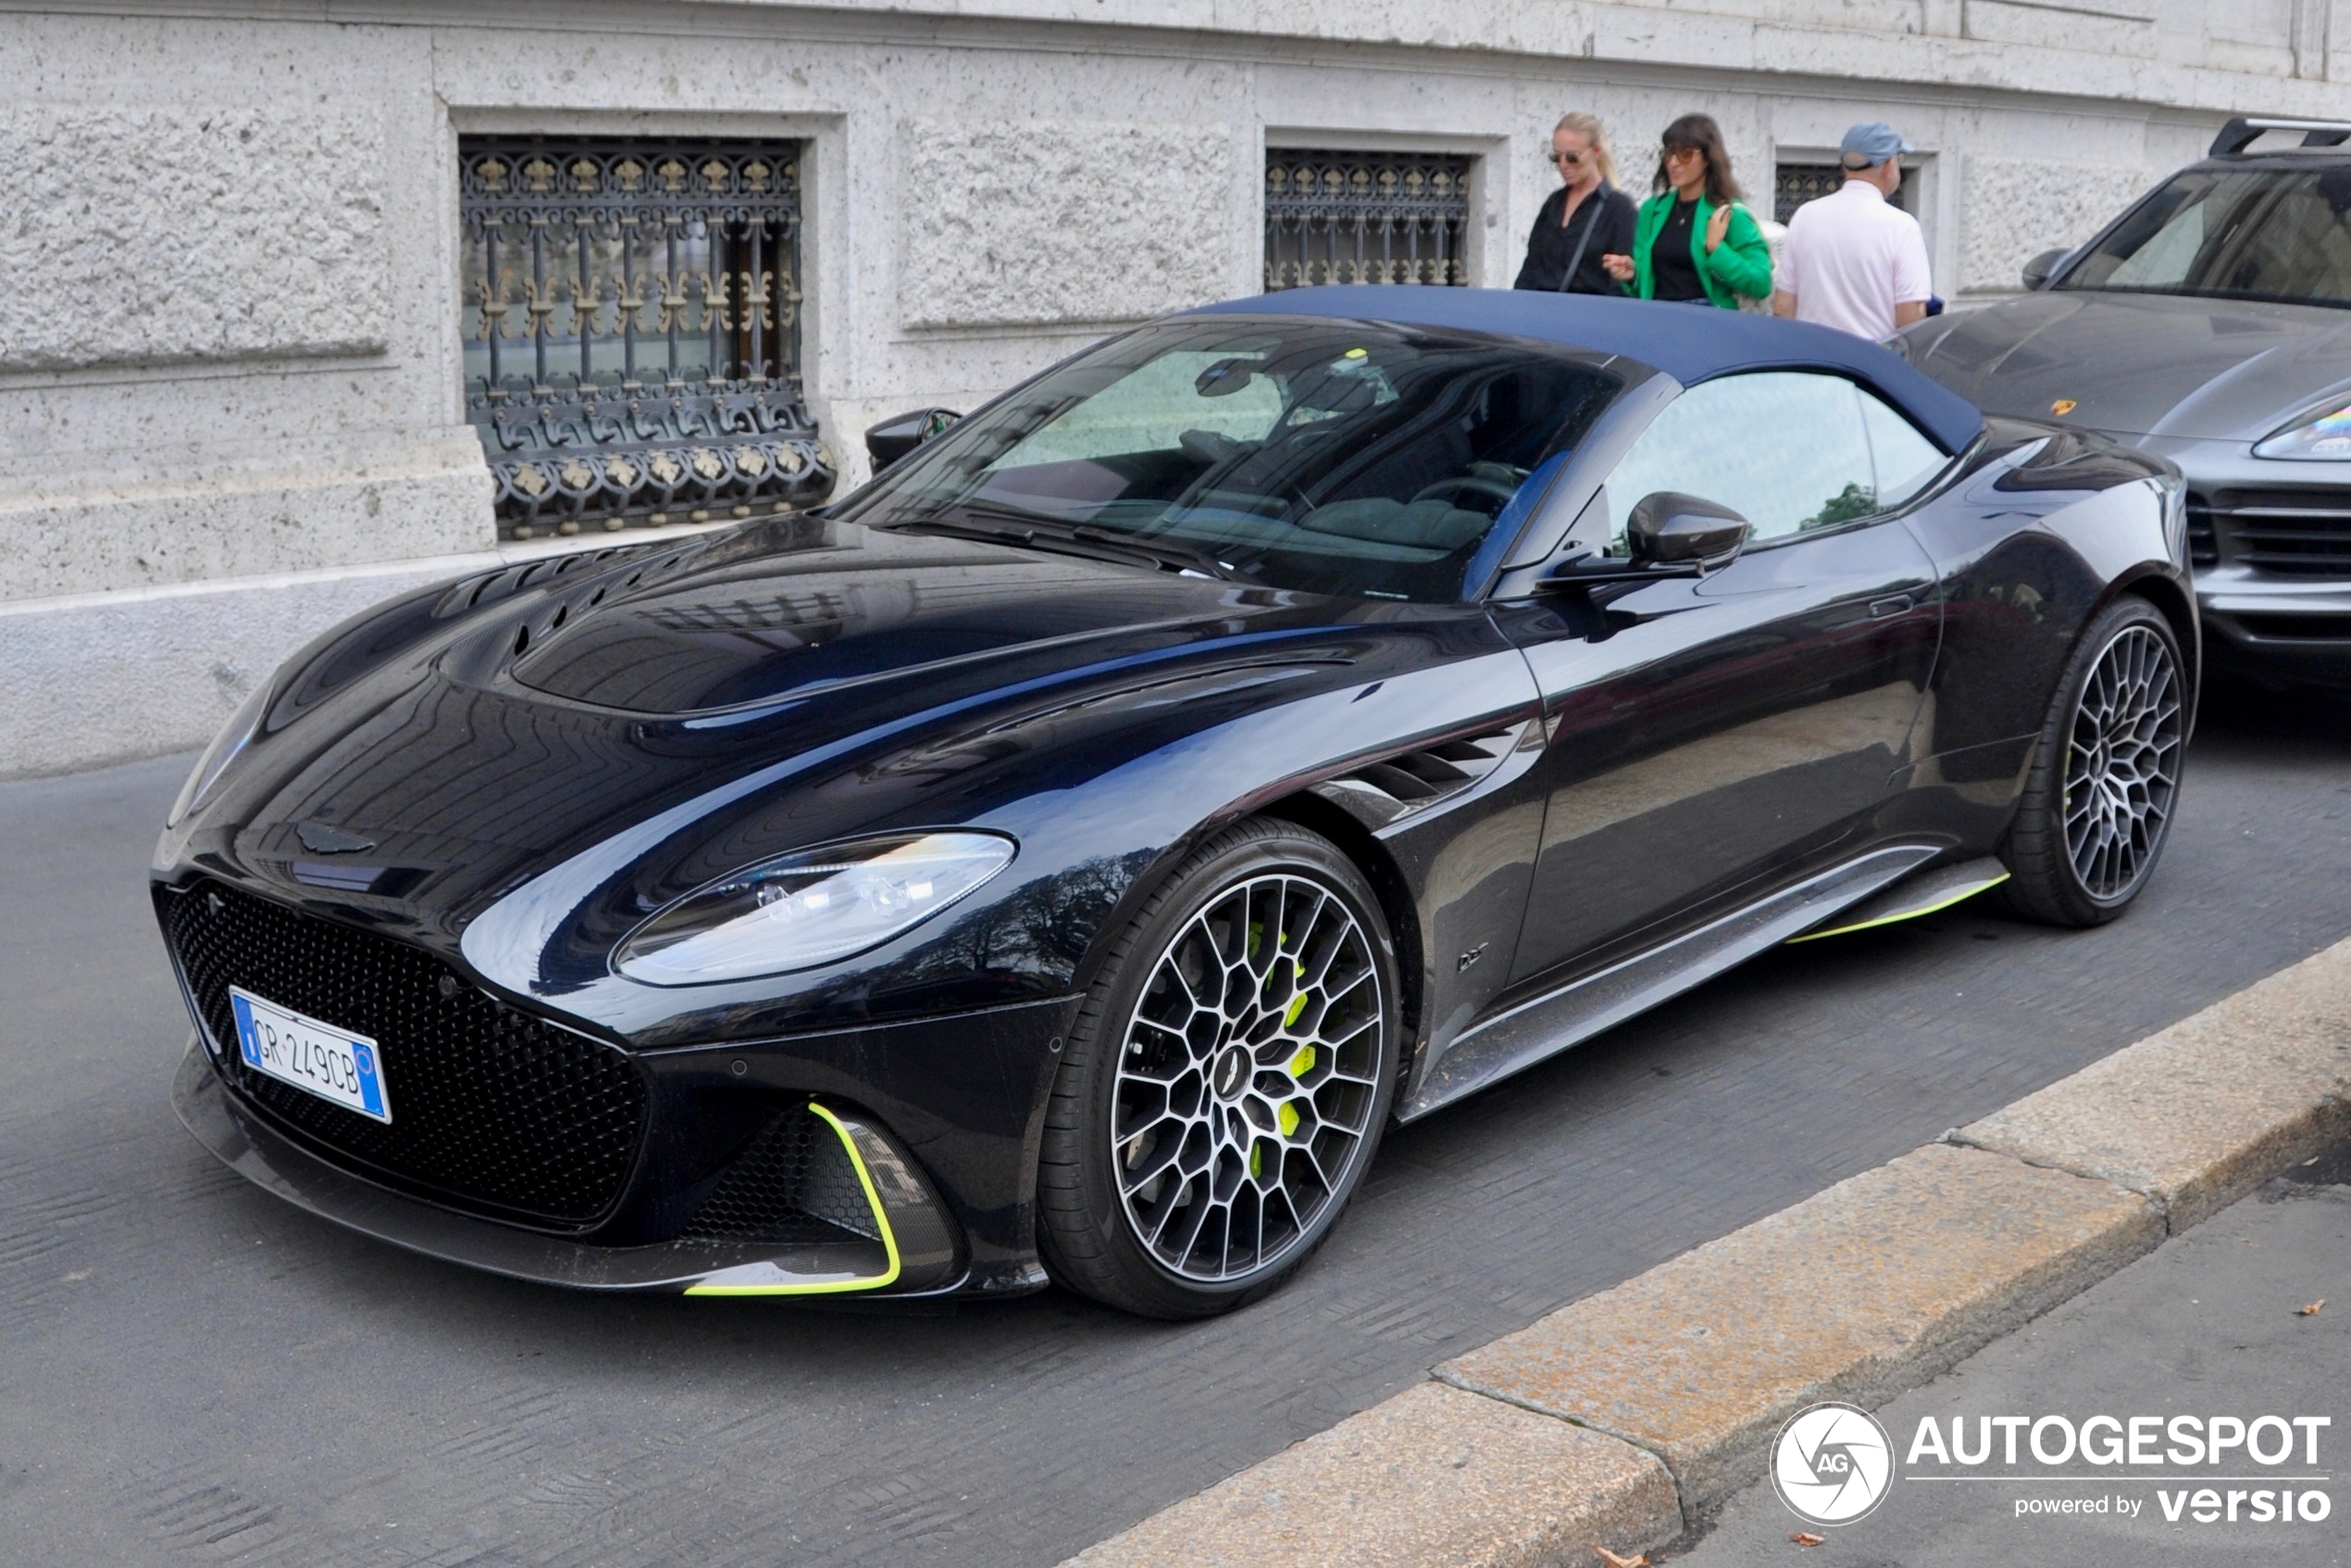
[1839,121,1915,168]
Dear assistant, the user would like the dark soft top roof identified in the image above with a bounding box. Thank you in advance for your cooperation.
[1186,286,1985,454]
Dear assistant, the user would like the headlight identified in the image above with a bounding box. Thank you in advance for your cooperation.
[613,831,1017,986]
[2254,401,2351,459]
[166,678,274,828]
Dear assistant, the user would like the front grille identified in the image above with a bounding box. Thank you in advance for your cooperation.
[2184,498,2219,567]
[161,879,650,1227]
[2200,488,2351,576]
[681,1105,880,1245]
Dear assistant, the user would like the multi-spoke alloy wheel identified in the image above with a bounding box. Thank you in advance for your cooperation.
[1037,820,1399,1317]
[2001,598,2190,927]
[2061,625,2183,900]
[1110,872,1383,1282]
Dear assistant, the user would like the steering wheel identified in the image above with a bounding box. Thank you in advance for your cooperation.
[1410,474,1520,514]
[1179,429,1244,465]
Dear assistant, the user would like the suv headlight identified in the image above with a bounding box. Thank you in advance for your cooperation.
[613,831,1017,986]
[2254,401,2351,459]
[166,678,274,828]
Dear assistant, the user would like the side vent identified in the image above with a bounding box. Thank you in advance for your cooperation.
[1312,726,1524,828]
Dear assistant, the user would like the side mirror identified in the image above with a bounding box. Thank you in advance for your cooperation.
[1627,491,1749,568]
[864,407,963,470]
[2021,247,2071,291]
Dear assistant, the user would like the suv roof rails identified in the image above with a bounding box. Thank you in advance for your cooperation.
[2211,117,2351,156]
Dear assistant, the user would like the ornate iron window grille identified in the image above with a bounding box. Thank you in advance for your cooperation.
[1263,151,1474,291]
[459,139,835,540]
[1773,161,1920,224]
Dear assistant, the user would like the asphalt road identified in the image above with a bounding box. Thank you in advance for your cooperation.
[5,688,2350,1568]
[1670,1140,2351,1567]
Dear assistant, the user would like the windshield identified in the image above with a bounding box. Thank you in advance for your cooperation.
[838,317,1622,602]
[2059,165,2351,308]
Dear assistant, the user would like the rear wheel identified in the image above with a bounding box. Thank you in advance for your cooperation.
[1999,597,2186,926]
[1037,820,1400,1318]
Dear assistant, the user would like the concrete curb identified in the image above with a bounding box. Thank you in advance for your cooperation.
[1060,935,2351,1567]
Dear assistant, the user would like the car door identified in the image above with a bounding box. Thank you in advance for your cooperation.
[1494,370,1949,985]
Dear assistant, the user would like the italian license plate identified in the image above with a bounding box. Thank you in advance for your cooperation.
[228,987,392,1124]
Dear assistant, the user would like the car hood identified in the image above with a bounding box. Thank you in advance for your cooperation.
[1906,291,2351,443]
[169,513,1428,946]
[502,515,1311,716]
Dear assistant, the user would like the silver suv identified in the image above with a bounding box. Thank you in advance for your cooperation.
[1900,116,2351,688]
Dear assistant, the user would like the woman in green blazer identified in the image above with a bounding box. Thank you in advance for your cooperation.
[1599,114,1773,308]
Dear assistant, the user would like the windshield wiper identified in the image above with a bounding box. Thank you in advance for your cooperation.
[892,502,1256,583]
[1067,524,1258,584]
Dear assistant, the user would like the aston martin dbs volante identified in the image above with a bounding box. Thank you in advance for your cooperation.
[158,287,2196,1318]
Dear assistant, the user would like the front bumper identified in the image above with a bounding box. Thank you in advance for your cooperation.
[175,1041,952,1292]
[156,866,1078,1300]
[2136,437,2351,686]
[168,976,1076,1300]
[2194,564,2351,686]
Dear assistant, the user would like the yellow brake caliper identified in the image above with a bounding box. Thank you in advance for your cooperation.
[1278,1041,1315,1138]
[1260,940,1312,1170]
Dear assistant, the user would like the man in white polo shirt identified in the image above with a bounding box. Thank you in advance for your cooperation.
[1773,122,1933,341]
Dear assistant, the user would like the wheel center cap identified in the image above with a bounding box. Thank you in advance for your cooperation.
[1213,1045,1250,1101]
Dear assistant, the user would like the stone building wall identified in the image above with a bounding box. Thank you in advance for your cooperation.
[0,0,2345,775]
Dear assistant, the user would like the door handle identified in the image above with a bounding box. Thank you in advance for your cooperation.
[1868,594,1914,619]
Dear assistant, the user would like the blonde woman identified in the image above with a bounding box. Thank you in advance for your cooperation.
[1513,112,1638,294]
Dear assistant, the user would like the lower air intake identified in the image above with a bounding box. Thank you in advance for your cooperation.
[681,1104,882,1245]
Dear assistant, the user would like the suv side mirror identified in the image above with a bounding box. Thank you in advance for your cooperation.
[1628,491,1749,567]
[865,407,963,470]
[2021,247,2070,291]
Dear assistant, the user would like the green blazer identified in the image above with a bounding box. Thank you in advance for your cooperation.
[1625,193,1773,308]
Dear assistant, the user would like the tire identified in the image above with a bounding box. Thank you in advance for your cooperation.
[1998,596,2188,927]
[1037,819,1401,1318]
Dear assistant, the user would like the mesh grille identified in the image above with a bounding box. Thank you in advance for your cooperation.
[160,879,649,1227]
[681,1105,880,1244]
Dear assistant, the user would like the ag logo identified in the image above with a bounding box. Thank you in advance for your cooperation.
[1771,1401,1894,1526]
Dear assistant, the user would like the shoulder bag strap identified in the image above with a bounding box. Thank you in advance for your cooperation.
[1555,183,1608,292]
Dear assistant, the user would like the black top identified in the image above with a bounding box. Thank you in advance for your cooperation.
[1512,184,1639,294]
[1650,197,1708,302]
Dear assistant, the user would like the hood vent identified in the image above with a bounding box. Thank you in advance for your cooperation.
[435,540,675,623]
[1313,726,1525,828]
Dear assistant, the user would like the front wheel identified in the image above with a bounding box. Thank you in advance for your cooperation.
[1036,820,1400,1318]
[1999,597,2187,926]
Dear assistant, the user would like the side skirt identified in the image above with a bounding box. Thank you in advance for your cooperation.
[1398,843,1939,1120]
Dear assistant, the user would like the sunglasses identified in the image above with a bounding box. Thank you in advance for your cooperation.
[1550,150,1591,166]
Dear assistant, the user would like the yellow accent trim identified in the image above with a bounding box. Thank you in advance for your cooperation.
[682,1101,904,1297]
[1287,1043,1317,1077]
[1284,991,1309,1027]
[1786,873,2011,944]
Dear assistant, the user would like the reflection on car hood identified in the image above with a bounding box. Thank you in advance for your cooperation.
[1907,291,2351,442]
[504,517,1305,716]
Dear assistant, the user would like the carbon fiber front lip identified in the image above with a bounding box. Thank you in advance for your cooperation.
[169,1039,940,1294]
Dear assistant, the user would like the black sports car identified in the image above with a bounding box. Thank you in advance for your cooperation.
[157,287,2196,1318]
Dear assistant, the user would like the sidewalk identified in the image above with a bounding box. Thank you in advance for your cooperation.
[1668,1140,2350,1564]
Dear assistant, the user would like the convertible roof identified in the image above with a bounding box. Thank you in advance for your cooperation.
[1185,286,1986,454]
